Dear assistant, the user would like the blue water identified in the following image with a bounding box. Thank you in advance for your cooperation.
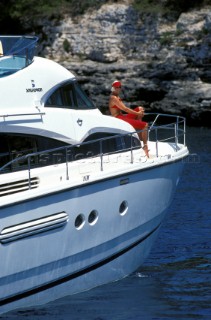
[1,127,211,320]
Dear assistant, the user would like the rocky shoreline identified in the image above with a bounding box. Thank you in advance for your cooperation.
[37,3,211,126]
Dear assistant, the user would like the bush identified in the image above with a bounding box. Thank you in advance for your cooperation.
[159,32,173,46]
[63,39,71,52]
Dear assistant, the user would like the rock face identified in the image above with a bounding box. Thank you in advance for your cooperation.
[38,3,211,126]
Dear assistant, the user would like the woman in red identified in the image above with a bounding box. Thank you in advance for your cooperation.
[109,80,149,157]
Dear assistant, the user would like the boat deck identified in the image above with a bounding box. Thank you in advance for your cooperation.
[0,113,189,205]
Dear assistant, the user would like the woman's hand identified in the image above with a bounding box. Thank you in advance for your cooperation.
[136,106,145,118]
[138,106,144,112]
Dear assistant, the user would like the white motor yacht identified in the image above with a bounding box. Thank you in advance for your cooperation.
[0,35,189,314]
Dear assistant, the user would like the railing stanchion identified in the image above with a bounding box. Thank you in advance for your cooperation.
[155,128,158,157]
[175,117,179,149]
[184,118,186,146]
[130,133,134,164]
[66,148,69,180]
[27,156,31,189]
[100,140,103,171]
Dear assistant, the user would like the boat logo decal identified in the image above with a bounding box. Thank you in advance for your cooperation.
[26,80,43,93]
[83,175,90,181]
[77,119,83,126]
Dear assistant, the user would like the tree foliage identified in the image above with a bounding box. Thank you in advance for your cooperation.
[0,0,211,34]
[0,0,109,21]
[133,0,211,14]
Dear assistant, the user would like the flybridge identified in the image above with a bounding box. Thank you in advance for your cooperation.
[0,35,39,78]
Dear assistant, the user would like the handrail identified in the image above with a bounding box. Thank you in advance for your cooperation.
[145,112,186,146]
[0,113,186,187]
[0,112,45,118]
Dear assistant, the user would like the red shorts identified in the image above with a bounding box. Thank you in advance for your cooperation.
[116,107,147,130]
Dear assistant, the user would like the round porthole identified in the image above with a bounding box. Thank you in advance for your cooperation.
[119,201,128,216]
[74,214,85,230]
[88,210,98,225]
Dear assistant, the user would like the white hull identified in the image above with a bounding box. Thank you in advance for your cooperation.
[0,157,184,313]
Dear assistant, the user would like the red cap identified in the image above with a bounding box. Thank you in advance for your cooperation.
[112,80,122,88]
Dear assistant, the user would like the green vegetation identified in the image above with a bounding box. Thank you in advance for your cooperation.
[196,27,210,40]
[63,39,71,53]
[133,0,211,15]
[1,0,211,22]
[0,0,110,34]
[159,31,173,46]
[0,0,109,22]
[0,0,211,34]
[133,0,164,14]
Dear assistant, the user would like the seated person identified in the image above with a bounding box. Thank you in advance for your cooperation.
[109,80,149,157]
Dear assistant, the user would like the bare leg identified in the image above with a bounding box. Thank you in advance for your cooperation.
[138,124,149,158]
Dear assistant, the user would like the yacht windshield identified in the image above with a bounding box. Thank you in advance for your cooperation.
[0,35,38,78]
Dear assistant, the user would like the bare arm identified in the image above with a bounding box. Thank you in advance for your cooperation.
[109,95,142,116]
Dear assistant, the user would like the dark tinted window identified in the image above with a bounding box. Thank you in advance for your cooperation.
[0,132,140,173]
[74,84,94,109]
[45,81,95,110]
[46,88,64,107]
[76,133,140,158]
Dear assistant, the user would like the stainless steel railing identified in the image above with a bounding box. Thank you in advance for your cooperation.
[0,113,186,187]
